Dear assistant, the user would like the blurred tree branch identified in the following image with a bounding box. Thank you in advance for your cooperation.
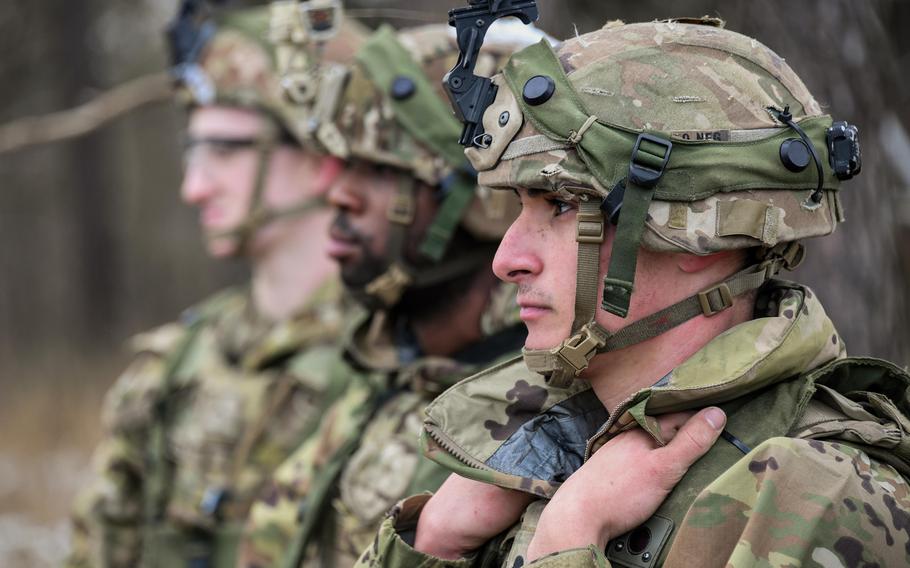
[0,71,172,155]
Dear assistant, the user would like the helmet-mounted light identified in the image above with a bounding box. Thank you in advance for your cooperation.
[299,0,342,41]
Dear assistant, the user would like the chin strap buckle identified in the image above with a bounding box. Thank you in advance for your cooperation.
[758,241,806,278]
[365,264,413,307]
[387,191,416,225]
[697,282,734,317]
[555,325,607,375]
[576,208,605,244]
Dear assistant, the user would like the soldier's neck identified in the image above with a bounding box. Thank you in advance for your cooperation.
[583,298,753,413]
[250,210,337,321]
[408,269,499,358]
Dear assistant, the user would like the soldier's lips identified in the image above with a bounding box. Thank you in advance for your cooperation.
[200,207,226,228]
[518,302,551,322]
[327,229,360,260]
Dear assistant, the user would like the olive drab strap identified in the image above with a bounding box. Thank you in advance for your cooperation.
[228,374,298,491]
[355,25,481,263]
[523,247,802,388]
[143,318,207,527]
[209,120,329,253]
[280,386,402,568]
[363,177,417,308]
[573,197,605,332]
[419,169,477,262]
[209,122,278,251]
[601,134,672,317]
[360,165,497,309]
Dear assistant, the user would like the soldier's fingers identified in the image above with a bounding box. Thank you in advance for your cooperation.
[654,411,698,442]
[656,407,726,478]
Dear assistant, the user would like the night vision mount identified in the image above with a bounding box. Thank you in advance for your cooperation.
[167,0,228,68]
[443,0,539,147]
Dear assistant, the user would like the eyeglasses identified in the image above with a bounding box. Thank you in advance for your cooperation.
[182,136,262,171]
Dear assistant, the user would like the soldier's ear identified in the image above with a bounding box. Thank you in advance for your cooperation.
[676,250,744,274]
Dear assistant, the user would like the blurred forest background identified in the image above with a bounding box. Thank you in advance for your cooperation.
[0,1,908,566]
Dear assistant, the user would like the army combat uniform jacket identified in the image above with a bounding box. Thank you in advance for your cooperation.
[238,282,526,567]
[357,282,910,567]
[67,280,350,568]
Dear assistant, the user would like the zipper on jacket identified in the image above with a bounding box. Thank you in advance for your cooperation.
[423,422,495,471]
[584,394,640,461]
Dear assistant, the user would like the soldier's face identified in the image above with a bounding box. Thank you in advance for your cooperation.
[493,188,580,349]
[495,187,730,355]
[181,105,341,258]
[326,160,436,288]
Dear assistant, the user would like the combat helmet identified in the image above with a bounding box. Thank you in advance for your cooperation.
[166,0,364,251]
[332,21,555,309]
[447,11,862,387]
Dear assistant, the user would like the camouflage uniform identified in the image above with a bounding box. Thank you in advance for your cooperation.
[67,4,363,567]
[236,22,553,568]
[355,18,910,568]
[239,290,525,567]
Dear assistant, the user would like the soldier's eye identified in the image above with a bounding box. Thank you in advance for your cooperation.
[547,197,573,217]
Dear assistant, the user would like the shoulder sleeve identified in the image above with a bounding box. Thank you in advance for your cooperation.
[526,547,608,567]
[355,495,475,568]
[664,436,910,567]
[66,348,174,568]
[239,377,372,566]
[354,495,613,568]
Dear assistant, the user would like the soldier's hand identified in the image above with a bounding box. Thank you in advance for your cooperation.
[414,473,534,560]
[527,407,726,561]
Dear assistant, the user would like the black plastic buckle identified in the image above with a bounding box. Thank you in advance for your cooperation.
[628,133,672,189]
[826,121,862,180]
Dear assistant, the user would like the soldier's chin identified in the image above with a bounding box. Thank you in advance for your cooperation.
[204,235,242,258]
[523,328,568,351]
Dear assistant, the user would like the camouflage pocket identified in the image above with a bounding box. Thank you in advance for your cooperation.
[337,395,424,525]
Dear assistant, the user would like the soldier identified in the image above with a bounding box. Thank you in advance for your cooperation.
[237,20,554,568]
[357,16,910,568]
[66,2,365,566]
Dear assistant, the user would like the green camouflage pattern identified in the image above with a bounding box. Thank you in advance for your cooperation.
[66,279,349,567]
[238,282,524,567]
[176,4,366,148]
[466,19,844,255]
[336,24,534,242]
[175,8,286,119]
[420,282,842,496]
[354,283,910,567]
[268,1,367,152]
[665,436,910,567]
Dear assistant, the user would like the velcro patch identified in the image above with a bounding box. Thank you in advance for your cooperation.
[671,130,731,142]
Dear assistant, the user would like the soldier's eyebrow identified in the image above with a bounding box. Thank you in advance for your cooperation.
[511,187,553,199]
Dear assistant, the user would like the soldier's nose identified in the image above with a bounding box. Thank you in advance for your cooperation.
[494,216,541,282]
[181,163,216,205]
[327,171,364,213]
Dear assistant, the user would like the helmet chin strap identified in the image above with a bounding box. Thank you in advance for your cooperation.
[358,173,493,311]
[209,119,327,257]
[522,195,805,389]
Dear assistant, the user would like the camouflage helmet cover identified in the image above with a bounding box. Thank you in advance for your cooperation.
[336,23,553,242]
[468,18,847,255]
[460,18,859,387]
[171,3,365,147]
